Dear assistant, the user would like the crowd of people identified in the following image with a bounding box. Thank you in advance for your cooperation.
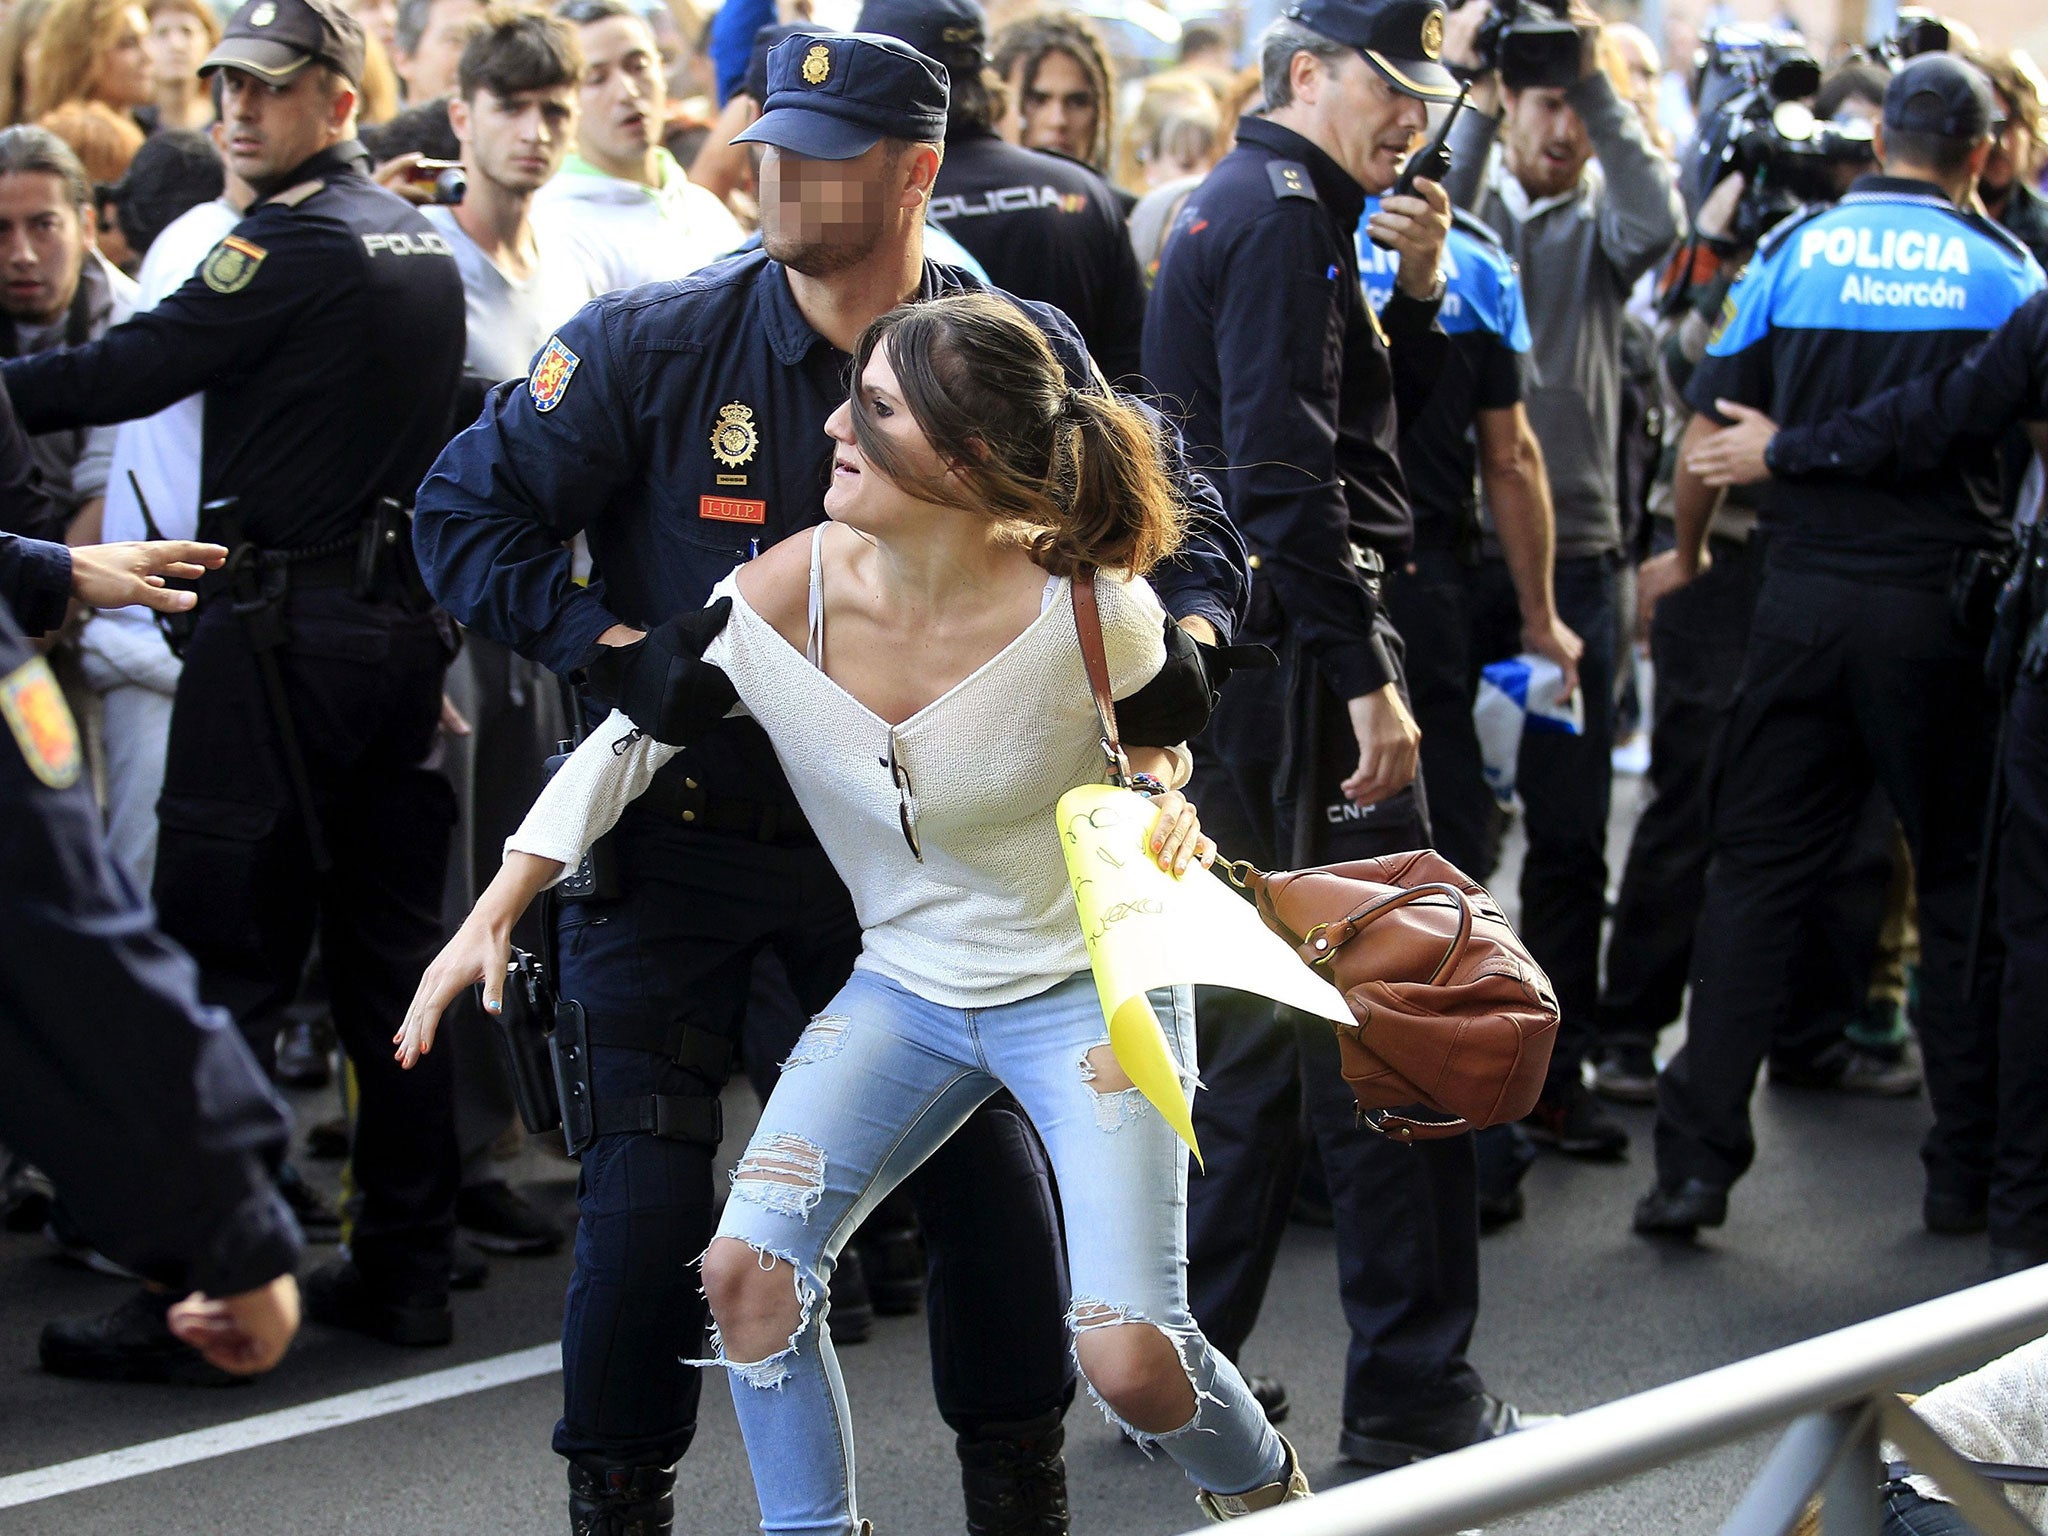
[0,0,2045,1528]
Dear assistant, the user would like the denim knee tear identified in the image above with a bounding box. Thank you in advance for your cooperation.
[685,1241,816,1391]
[1079,1041,1150,1133]
[1066,1300,1221,1451]
[731,1131,827,1219]
[781,1014,849,1069]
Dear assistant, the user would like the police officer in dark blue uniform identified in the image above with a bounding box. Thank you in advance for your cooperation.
[857,0,1151,382]
[3,0,470,1362]
[1144,0,1548,1472]
[414,31,1247,1535]
[1636,53,2047,1239]
[3,522,305,1384]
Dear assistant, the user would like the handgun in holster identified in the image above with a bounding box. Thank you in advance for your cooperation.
[476,949,566,1138]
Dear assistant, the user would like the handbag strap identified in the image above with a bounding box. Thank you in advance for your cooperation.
[1071,570,1132,787]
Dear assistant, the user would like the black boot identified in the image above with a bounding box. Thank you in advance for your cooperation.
[959,1411,1069,1536]
[568,1459,675,1536]
[40,1288,243,1386]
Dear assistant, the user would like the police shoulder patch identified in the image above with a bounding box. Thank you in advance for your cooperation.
[0,654,80,789]
[529,336,580,412]
[1268,160,1317,203]
[201,235,267,294]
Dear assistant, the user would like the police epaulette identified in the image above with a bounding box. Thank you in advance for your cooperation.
[266,178,325,209]
[1755,202,1827,259]
[1450,206,1504,249]
[1268,160,1318,202]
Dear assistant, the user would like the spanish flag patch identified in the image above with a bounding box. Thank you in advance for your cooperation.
[1,655,80,789]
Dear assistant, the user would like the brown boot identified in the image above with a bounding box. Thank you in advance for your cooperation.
[1194,1434,1312,1521]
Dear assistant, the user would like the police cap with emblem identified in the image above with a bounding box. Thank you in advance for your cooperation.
[1883,51,1997,141]
[855,0,987,70]
[744,21,819,104]
[1282,0,1460,103]
[732,31,950,160]
[200,0,366,89]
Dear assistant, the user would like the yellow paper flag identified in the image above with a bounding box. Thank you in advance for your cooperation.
[1057,784,1355,1160]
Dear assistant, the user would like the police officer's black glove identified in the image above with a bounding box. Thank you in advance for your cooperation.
[1115,618,1276,746]
[586,597,739,746]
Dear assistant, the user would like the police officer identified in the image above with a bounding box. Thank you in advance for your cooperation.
[1368,197,1581,1228]
[3,524,303,1384]
[1686,289,2048,1274]
[856,0,1151,381]
[1144,0,1546,1472]
[1636,53,2046,1240]
[4,0,470,1362]
[414,31,1248,1535]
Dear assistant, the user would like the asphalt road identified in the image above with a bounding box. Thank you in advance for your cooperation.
[0,775,2002,1536]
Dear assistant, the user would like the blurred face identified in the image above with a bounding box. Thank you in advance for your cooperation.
[822,341,944,530]
[1009,47,1097,162]
[453,84,576,195]
[1605,25,1657,121]
[0,171,86,324]
[217,65,352,189]
[92,3,154,108]
[1983,88,2030,198]
[1295,50,1426,194]
[760,141,910,277]
[1503,84,1592,199]
[147,6,210,88]
[397,0,482,101]
[339,0,398,59]
[575,13,663,176]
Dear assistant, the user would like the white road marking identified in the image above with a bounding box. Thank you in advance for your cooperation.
[0,1342,562,1509]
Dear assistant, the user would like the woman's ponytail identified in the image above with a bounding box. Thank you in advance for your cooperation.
[1033,388,1184,578]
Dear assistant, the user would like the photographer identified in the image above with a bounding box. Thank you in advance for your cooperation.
[1436,0,1683,1156]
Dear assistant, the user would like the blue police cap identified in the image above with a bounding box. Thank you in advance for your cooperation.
[856,0,987,69]
[743,21,818,105]
[1883,52,1996,141]
[733,32,951,161]
[1282,0,1460,103]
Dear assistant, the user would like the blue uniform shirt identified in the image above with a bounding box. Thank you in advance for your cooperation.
[1691,174,2046,585]
[1360,203,1530,546]
[416,247,1247,811]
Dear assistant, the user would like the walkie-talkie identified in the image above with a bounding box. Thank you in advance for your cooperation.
[1369,83,1471,249]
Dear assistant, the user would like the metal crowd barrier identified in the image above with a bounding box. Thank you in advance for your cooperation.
[1188,1266,2048,1536]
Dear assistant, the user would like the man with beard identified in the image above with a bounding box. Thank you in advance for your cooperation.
[533,0,741,290]
[414,31,1250,1536]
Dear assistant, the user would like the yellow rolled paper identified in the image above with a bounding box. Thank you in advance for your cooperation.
[1057,783,1355,1160]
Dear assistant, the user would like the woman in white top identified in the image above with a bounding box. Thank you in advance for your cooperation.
[397,293,1305,1531]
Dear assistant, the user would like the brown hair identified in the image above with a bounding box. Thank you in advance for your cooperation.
[849,293,1184,579]
[458,6,580,100]
[1972,48,2047,156]
[990,10,1116,175]
[26,0,142,120]
[144,0,219,50]
[0,0,56,121]
[37,94,139,182]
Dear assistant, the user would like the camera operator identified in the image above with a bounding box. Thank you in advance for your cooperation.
[1436,0,1683,1156]
[1634,54,2044,1242]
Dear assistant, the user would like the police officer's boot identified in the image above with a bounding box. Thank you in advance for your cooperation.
[567,1458,675,1536]
[958,1410,1070,1535]
[39,1288,240,1386]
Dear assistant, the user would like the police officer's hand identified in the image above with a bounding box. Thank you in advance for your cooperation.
[1635,547,1709,639]
[167,1274,300,1375]
[1687,400,1779,487]
[69,539,225,613]
[1370,178,1453,302]
[1343,684,1422,807]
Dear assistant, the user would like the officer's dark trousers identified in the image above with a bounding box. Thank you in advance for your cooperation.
[1597,532,1886,1065]
[1186,617,1483,1422]
[1994,675,2048,1250]
[553,806,1072,1471]
[1386,550,1618,1092]
[1654,568,2002,1198]
[153,585,458,1299]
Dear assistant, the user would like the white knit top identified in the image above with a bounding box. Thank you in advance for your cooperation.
[508,539,1169,1008]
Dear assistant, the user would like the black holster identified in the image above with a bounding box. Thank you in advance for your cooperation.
[1953,543,2019,658]
[482,949,564,1137]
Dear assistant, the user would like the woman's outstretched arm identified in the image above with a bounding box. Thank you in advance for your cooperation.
[394,850,563,1068]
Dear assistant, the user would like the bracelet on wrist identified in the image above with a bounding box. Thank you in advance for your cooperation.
[1128,772,1169,798]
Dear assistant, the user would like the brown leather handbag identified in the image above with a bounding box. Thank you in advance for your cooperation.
[1073,575,1560,1142]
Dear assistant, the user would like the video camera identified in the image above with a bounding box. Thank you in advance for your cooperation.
[1874,7,1951,67]
[1449,0,1581,92]
[1683,26,1876,248]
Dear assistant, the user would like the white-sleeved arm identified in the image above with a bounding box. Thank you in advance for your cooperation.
[504,708,680,883]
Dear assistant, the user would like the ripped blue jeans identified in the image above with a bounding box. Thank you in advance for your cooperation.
[697,968,1286,1535]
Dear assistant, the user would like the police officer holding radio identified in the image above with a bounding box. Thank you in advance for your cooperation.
[1143,0,1549,1472]
[3,0,470,1366]
[414,32,1248,1535]
[1635,53,2046,1242]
